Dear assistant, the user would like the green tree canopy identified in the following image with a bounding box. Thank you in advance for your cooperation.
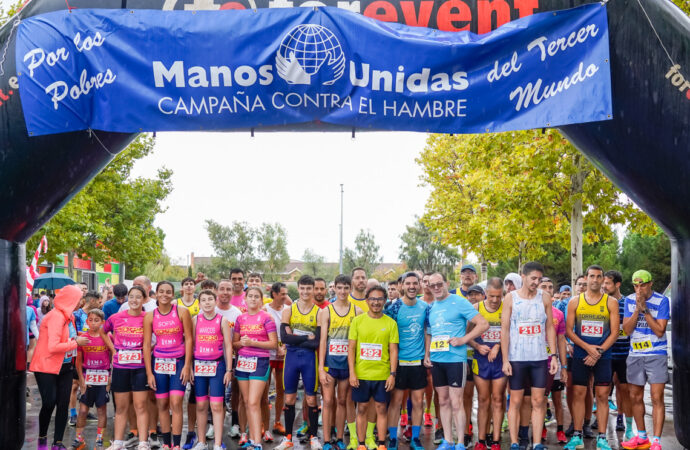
[343,229,382,275]
[399,218,460,274]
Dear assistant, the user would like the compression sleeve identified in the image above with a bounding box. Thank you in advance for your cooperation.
[299,326,321,350]
[280,323,308,346]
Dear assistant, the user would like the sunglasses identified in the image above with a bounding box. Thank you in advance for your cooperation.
[633,281,650,287]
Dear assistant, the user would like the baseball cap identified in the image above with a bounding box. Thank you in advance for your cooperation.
[461,264,477,273]
[559,285,571,293]
[632,270,652,284]
[467,285,485,295]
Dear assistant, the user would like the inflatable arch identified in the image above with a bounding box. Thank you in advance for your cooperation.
[0,0,687,447]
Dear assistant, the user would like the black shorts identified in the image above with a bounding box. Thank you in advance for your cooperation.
[395,364,428,391]
[567,357,573,372]
[80,385,109,407]
[111,367,149,393]
[571,358,612,387]
[612,358,628,384]
[508,360,547,391]
[431,362,466,388]
[352,380,389,404]
[551,380,565,392]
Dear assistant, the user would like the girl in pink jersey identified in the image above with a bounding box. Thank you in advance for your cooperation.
[143,281,193,450]
[192,290,233,450]
[103,285,149,450]
[233,287,278,450]
[73,309,115,450]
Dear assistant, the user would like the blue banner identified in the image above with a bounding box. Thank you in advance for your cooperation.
[16,4,611,136]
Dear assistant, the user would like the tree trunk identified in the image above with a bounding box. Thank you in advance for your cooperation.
[480,255,488,282]
[67,251,75,280]
[570,158,586,287]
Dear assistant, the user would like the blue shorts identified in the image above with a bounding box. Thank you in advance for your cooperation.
[235,356,271,381]
[352,379,388,404]
[284,349,318,395]
[194,358,227,403]
[153,356,187,398]
[508,360,548,391]
[473,351,505,381]
[80,385,108,408]
[325,367,349,381]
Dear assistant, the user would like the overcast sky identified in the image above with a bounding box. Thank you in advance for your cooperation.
[129,131,432,265]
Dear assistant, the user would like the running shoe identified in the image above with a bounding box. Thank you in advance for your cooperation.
[275,437,295,450]
[182,432,197,450]
[273,423,287,435]
[424,413,433,427]
[546,408,553,422]
[621,436,651,450]
[87,412,99,422]
[533,445,547,450]
[410,438,424,450]
[264,431,274,443]
[510,444,519,450]
[137,443,152,450]
[95,439,105,450]
[433,428,444,445]
[518,438,529,450]
[191,443,207,450]
[148,434,161,449]
[608,400,617,411]
[583,424,594,439]
[365,436,377,450]
[388,438,398,450]
[206,425,214,439]
[125,433,139,448]
[311,437,323,450]
[591,418,598,430]
[336,440,347,450]
[239,433,249,446]
[357,446,367,450]
[596,437,612,450]
[161,446,171,450]
[72,438,86,450]
[624,428,635,442]
[69,415,77,427]
[474,442,487,450]
[616,415,625,431]
[650,442,661,450]
[50,444,66,450]
[403,426,412,442]
[454,443,466,450]
[565,423,574,437]
[229,425,241,439]
[324,442,334,450]
[436,440,454,450]
[377,445,387,450]
[400,414,408,428]
[105,442,125,450]
[348,437,358,450]
[38,437,50,450]
[490,444,500,450]
[172,446,182,450]
[297,424,309,439]
[557,431,567,444]
[564,435,584,450]
[464,434,472,447]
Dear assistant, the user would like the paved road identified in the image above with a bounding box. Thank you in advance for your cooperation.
[22,373,682,449]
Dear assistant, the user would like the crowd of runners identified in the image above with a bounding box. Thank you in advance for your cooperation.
[27,263,671,450]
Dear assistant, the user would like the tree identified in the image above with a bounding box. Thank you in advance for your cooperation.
[205,220,259,274]
[399,218,460,274]
[27,135,172,278]
[619,228,671,295]
[342,229,382,275]
[140,253,188,283]
[418,130,654,285]
[302,249,326,277]
[257,223,289,281]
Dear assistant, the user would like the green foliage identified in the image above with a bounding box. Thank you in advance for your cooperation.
[672,0,690,15]
[302,249,340,281]
[418,130,654,270]
[619,228,671,295]
[140,253,188,282]
[205,220,289,278]
[399,218,460,274]
[342,229,382,275]
[287,284,299,300]
[27,135,172,276]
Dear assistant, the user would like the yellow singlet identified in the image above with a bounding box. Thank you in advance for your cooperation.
[177,297,199,316]
[289,301,319,336]
[348,293,368,312]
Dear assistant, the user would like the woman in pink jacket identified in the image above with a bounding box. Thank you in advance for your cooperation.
[30,284,89,450]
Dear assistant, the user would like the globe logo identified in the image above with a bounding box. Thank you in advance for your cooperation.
[276,24,346,86]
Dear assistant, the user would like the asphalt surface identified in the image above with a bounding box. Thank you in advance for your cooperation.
[22,374,682,450]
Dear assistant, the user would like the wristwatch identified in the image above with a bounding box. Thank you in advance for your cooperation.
[640,308,649,315]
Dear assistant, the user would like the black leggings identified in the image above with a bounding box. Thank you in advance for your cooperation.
[35,363,74,443]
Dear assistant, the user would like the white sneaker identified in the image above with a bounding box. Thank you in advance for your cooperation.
[192,442,208,450]
[205,424,214,439]
[310,436,323,450]
[137,442,152,450]
[106,442,126,450]
[148,435,161,449]
[213,446,224,450]
[229,424,241,438]
[274,437,295,450]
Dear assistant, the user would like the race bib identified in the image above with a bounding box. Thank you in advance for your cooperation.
[154,358,177,375]
[518,322,542,336]
[581,320,604,338]
[618,324,627,340]
[237,355,258,372]
[359,343,383,361]
[399,359,421,366]
[328,339,348,356]
[85,369,109,386]
[631,337,653,352]
[65,348,77,359]
[430,335,450,352]
[293,329,312,337]
[482,326,501,343]
[194,360,218,377]
[118,349,142,365]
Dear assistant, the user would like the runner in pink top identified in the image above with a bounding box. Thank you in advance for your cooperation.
[232,293,248,313]
[104,309,145,369]
[195,312,225,361]
[143,281,194,449]
[234,309,277,358]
